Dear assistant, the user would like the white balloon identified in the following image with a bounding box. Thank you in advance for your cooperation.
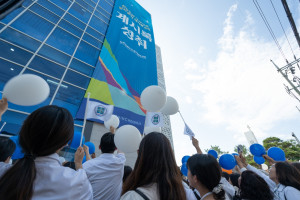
[160,96,179,115]
[3,74,50,106]
[104,115,120,129]
[144,126,161,135]
[261,164,268,170]
[140,85,166,112]
[114,125,141,153]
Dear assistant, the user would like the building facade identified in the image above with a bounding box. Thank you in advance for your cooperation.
[0,0,115,134]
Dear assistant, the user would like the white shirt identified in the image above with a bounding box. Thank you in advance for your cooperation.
[32,153,93,200]
[0,162,11,178]
[220,177,235,200]
[121,182,197,200]
[83,153,126,200]
[273,184,300,200]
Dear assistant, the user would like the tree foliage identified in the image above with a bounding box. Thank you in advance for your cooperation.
[205,145,229,155]
[263,137,300,162]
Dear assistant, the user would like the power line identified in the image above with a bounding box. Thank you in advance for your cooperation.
[269,0,296,57]
[253,0,287,61]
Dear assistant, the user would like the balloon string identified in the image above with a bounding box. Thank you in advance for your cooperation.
[80,92,90,147]
[178,111,186,124]
[0,122,6,133]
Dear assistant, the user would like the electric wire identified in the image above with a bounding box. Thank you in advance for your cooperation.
[253,0,287,61]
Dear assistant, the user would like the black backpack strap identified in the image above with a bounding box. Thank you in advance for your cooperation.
[135,189,150,200]
[193,190,201,200]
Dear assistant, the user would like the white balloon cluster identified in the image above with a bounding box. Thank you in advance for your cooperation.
[140,85,179,115]
[3,74,50,106]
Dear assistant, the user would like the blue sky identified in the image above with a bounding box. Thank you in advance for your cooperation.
[136,0,300,164]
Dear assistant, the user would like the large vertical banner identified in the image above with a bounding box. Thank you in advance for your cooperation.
[76,0,157,132]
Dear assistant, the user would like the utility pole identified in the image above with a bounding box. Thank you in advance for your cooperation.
[281,0,300,48]
[271,59,300,97]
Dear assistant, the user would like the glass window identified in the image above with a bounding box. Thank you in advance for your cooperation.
[0,40,33,65]
[86,26,105,42]
[83,33,102,49]
[10,11,54,41]
[69,3,91,24]
[64,70,90,89]
[0,59,23,91]
[29,55,66,79]
[74,40,100,66]
[97,5,110,19]
[22,0,34,7]
[52,83,86,117]
[30,3,60,24]
[0,110,28,135]
[94,10,109,24]
[75,0,93,13]
[38,0,64,17]
[0,6,24,24]
[69,58,94,76]
[99,0,113,15]
[0,27,42,52]
[58,19,83,37]
[51,0,71,11]
[82,0,96,7]
[38,44,71,66]
[46,27,79,55]
[64,13,85,30]
[89,15,107,35]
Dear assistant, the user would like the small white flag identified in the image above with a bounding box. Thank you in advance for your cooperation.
[184,123,195,139]
[86,101,114,121]
[145,112,164,127]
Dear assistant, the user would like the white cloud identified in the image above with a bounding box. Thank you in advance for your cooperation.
[191,4,299,138]
[184,58,198,70]
[198,46,205,55]
[185,96,193,104]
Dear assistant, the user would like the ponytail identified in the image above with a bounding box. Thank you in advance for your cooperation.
[0,157,36,200]
[212,188,225,200]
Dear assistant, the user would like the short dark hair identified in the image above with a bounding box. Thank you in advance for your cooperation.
[100,132,116,153]
[123,165,132,183]
[222,172,229,181]
[229,173,240,188]
[0,138,16,162]
[240,170,273,200]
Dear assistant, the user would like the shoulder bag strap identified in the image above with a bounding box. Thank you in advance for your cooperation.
[135,189,150,200]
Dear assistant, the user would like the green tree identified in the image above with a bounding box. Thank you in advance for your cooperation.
[233,145,248,155]
[263,137,300,162]
[205,145,229,155]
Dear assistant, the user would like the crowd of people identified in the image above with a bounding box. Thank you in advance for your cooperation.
[0,98,300,200]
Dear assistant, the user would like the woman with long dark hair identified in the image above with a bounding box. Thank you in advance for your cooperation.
[269,162,300,199]
[239,170,273,200]
[121,132,195,200]
[187,154,225,200]
[0,105,93,200]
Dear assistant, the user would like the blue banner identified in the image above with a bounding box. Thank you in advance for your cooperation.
[76,0,157,133]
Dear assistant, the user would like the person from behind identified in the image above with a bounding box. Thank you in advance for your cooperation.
[187,154,225,200]
[83,129,126,200]
[0,105,93,200]
[123,165,132,183]
[0,137,16,177]
[121,132,195,200]
[238,170,273,200]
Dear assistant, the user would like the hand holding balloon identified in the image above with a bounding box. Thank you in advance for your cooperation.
[0,98,8,121]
